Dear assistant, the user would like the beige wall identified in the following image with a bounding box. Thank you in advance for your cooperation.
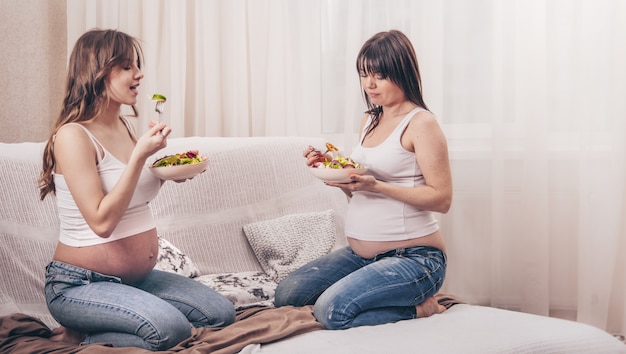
[0,0,66,143]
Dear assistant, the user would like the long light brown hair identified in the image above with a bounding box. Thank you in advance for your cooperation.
[356,30,429,137]
[38,29,143,200]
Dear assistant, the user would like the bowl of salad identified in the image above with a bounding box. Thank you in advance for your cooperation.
[309,155,367,183]
[148,150,209,180]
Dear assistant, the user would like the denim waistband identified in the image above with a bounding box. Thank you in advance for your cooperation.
[372,245,445,261]
[46,260,122,284]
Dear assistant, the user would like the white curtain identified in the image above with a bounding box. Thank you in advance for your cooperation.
[66,0,626,336]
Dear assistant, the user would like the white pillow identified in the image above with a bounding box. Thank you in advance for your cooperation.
[195,271,277,310]
[154,236,200,278]
[243,210,336,282]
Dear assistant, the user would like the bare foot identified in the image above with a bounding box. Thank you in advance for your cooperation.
[416,296,446,318]
[49,326,85,345]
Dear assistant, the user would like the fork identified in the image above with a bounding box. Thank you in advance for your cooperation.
[155,100,165,121]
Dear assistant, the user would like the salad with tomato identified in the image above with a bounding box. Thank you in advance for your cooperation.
[152,150,207,167]
[312,142,363,169]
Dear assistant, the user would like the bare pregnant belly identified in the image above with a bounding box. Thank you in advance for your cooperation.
[347,230,446,259]
[52,229,159,284]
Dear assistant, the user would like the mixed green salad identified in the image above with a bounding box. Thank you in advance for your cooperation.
[152,150,207,167]
[313,142,362,169]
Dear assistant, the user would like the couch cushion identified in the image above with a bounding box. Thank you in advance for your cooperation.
[0,142,59,327]
[195,271,277,310]
[243,209,336,282]
[154,236,200,278]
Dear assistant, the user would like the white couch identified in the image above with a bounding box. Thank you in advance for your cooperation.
[1,136,624,354]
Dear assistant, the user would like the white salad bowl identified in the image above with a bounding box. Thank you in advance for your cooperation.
[148,159,209,180]
[309,166,368,183]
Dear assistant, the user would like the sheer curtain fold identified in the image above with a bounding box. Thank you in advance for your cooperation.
[514,0,552,316]
[65,0,626,336]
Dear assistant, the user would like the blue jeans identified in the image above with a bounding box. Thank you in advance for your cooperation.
[44,261,235,351]
[274,245,446,330]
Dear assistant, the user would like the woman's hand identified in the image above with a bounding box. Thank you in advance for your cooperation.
[303,145,330,166]
[135,121,171,160]
[326,173,378,192]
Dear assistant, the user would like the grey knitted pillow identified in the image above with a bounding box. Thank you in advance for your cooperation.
[243,209,336,282]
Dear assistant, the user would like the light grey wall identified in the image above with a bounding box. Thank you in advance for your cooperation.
[0,0,67,143]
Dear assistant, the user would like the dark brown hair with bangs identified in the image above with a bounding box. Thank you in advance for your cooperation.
[356,30,428,136]
[38,29,144,200]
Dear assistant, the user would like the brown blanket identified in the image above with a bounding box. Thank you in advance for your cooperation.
[0,306,323,354]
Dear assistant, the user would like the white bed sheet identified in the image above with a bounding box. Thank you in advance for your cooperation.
[241,304,626,354]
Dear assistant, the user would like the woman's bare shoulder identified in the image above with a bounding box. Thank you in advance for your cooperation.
[53,124,97,162]
[407,110,443,135]
[411,109,437,124]
[55,123,88,142]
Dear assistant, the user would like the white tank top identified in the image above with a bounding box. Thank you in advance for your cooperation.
[345,107,439,241]
[54,121,161,247]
